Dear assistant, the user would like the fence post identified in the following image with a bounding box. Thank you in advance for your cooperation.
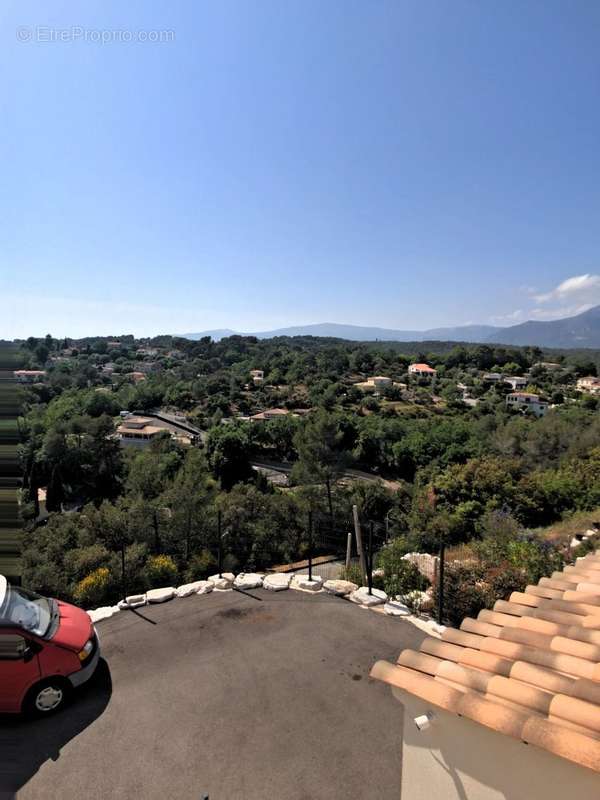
[308,510,313,582]
[437,538,445,625]
[121,542,126,603]
[352,505,368,585]
[345,531,352,571]
[217,510,223,579]
[367,522,373,595]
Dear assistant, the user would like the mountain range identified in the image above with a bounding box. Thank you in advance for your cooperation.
[182,305,600,349]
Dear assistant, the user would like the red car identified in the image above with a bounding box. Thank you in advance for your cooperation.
[0,575,100,715]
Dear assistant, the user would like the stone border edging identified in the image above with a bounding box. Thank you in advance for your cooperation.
[86,571,437,633]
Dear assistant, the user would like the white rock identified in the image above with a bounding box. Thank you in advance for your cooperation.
[208,573,235,589]
[118,594,146,609]
[87,606,117,623]
[211,578,233,590]
[404,589,434,612]
[195,580,214,595]
[176,581,208,598]
[234,573,264,589]
[570,537,582,549]
[146,587,176,603]
[323,579,357,596]
[428,621,447,635]
[349,586,387,606]
[263,573,291,591]
[383,600,411,616]
[292,574,323,591]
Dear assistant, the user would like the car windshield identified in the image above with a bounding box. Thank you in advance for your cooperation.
[0,583,53,638]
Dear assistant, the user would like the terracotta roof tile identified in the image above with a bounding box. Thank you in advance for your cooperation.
[370,547,600,772]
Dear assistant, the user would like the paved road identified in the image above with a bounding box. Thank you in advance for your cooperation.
[1,589,425,800]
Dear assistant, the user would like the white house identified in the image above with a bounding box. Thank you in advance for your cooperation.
[117,415,195,447]
[533,361,562,371]
[482,372,503,383]
[13,370,46,383]
[504,376,527,390]
[408,363,437,379]
[506,391,548,417]
[577,376,600,395]
[116,417,164,447]
[249,408,291,422]
[250,369,264,384]
[354,375,398,394]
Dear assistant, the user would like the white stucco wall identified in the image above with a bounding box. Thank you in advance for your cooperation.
[392,688,599,800]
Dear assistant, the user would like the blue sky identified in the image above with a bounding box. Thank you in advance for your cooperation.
[1,0,599,338]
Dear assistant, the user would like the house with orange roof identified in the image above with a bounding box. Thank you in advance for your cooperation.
[408,363,437,379]
[370,548,600,798]
[124,371,146,383]
[249,408,291,422]
[13,369,46,383]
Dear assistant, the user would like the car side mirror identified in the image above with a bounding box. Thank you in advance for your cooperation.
[23,641,41,663]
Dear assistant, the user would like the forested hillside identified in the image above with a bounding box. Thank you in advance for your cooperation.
[16,333,600,608]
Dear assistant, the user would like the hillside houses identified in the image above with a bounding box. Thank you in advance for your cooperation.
[506,391,548,417]
[354,375,393,391]
[248,408,293,422]
[408,363,437,379]
[116,414,198,447]
[14,369,46,383]
[577,376,600,395]
[504,375,528,390]
[482,372,503,383]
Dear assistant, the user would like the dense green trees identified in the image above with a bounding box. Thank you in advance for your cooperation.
[17,333,600,608]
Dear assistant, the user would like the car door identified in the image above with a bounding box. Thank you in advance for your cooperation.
[0,630,41,712]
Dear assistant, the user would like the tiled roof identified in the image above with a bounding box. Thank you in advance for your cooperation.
[370,550,600,772]
[409,363,436,372]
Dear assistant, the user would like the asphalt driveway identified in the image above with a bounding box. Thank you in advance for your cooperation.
[1,588,425,800]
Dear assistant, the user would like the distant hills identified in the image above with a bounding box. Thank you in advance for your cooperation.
[183,322,500,343]
[485,305,600,348]
[182,305,600,349]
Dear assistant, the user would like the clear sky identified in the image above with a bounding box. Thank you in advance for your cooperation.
[1,0,599,338]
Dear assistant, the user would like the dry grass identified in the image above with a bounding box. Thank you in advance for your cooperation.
[536,509,600,545]
[445,542,478,563]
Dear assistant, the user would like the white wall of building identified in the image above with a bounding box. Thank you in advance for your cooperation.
[392,688,598,800]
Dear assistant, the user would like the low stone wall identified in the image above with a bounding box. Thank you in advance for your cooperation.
[86,570,436,623]
[402,552,439,582]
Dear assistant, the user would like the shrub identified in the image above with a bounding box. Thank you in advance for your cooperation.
[376,537,410,574]
[339,562,364,585]
[377,539,429,598]
[432,562,494,627]
[403,589,431,614]
[572,533,600,558]
[505,536,564,584]
[475,525,564,587]
[110,542,149,596]
[144,554,178,588]
[64,544,112,583]
[73,567,112,607]
[486,563,527,600]
[184,549,218,582]
[383,561,428,599]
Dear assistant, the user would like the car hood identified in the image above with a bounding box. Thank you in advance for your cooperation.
[51,600,93,651]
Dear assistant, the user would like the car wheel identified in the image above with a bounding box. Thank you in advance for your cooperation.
[24,679,70,716]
